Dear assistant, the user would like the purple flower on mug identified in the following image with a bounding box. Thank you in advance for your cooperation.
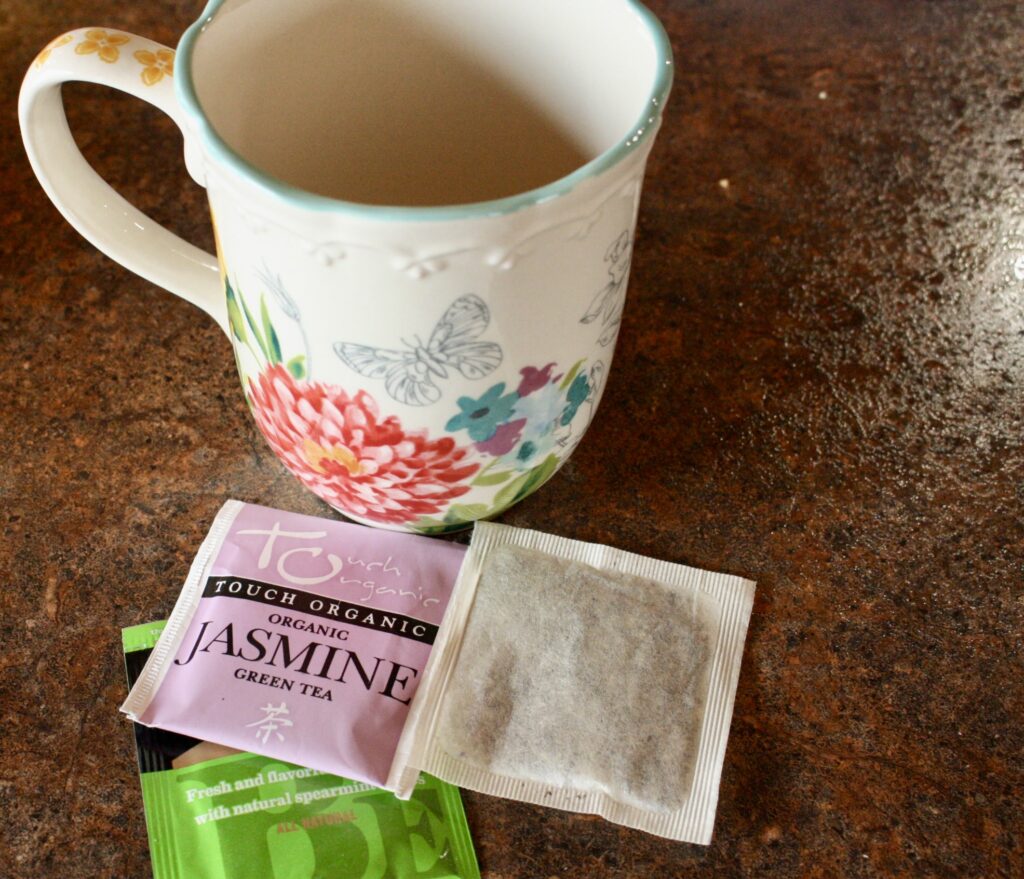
[475,419,527,456]
[517,362,557,397]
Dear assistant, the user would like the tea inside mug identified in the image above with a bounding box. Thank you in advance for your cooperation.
[191,0,662,207]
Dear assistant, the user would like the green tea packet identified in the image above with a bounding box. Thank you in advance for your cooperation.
[123,621,480,879]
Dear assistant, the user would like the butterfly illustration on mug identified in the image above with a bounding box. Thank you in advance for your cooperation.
[333,294,503,406]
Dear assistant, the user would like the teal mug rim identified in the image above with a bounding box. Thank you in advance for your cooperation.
[175,0,674,222]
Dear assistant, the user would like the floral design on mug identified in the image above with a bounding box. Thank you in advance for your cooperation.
[34,33,73,68]
[446,384,521,444]
[134,48,174,85]
[225,276,306,381]
[333,294,502,406]
[75,29,130,64]
[414,358,604,532]
[223,260,603,532]
[581,230,632,346]
[248,365,479,525]
[228,279,479,525]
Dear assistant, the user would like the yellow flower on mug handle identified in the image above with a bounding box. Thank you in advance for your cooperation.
[134,48,174,86]
[34,33,73,68]
[75,29,130,64]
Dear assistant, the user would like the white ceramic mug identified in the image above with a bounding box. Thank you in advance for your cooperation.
[20,0,673,532]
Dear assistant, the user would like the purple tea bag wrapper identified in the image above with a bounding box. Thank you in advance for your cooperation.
[121,500,466,788]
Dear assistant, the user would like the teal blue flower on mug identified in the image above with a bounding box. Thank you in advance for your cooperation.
[446,383,519,441]
[560,373,590,426]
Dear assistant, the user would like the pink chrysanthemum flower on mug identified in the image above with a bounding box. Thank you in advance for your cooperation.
[248,365,479,525]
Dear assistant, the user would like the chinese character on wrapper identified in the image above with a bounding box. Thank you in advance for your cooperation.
[246,702,293,744]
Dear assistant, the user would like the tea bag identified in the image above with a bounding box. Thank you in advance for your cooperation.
[390,523,755,844]
[435,544,719,813]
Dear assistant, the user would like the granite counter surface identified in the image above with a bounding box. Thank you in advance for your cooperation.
[1,1,1021,876]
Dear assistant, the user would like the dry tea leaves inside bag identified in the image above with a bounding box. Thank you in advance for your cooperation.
[393,523,755,844]
[437,544,721,812]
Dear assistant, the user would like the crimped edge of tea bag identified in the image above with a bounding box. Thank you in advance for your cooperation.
[120,499,245,721]
[388,521,755,845]
[388,520,492,796]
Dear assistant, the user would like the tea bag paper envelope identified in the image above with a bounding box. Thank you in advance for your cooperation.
[122,500,466,789]
[388,522,756,845]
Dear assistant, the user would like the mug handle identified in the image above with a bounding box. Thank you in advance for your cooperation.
[19,28,228,335]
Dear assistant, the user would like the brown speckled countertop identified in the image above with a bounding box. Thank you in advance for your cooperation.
[2,1,1022,877]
